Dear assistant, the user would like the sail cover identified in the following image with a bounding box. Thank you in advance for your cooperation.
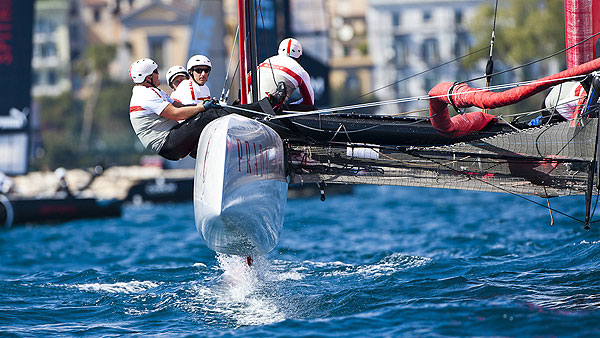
[428,58,600,137]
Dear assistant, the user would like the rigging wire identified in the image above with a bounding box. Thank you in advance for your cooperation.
[220,26,240,103]
[399,149,591,224]
[342,46,490,106]
[341,30,600,112]
[485,0,499,87]
[268,74,589,120]
[464,30,600,85]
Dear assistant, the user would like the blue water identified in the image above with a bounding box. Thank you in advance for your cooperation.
[2,185,600,337]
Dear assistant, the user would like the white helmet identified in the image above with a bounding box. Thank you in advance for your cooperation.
[129,58,158,84]
[278,38,302,59]
[166,65,188,87]
[186,54,211,73]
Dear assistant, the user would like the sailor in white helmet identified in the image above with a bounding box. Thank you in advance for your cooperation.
[165,65,189,91]
[128,58,220,160]
[128,58,287,160]
[523,81,589,127]
[171,55,212,105]
[252,38,315,107]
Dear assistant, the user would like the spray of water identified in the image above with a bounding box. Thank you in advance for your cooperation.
[183,254,288,327]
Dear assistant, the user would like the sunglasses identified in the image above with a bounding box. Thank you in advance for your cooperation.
[193,67,211,74]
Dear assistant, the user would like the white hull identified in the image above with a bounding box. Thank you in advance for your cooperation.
[193,114,288,255]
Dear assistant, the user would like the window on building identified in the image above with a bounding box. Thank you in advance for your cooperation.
[69,1,78,17]
[454,9,463,25]
[421,38,439,64]
[347,74,360,92]
[93,8,101,22]
[454,32,470,58]
[392,12,401,27]
[396,78,408,97]
[149,37,167,67]
[69,24,79,43]
[34,18,55,34]
[423,73,438,93]
[393,35,409,67]
[423,11,432,22]
[343,45,351,57]
[48,70,57,85]
[41,42,57,58]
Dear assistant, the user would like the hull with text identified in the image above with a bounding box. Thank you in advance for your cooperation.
[193,114,287,256]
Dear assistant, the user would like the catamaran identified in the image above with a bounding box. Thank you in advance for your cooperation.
[194,0,600,259]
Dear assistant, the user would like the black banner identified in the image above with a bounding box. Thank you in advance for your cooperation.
[0,0,34,116]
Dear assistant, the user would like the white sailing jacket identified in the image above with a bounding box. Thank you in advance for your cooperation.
[252,54,314,106]
[171,79,211,105]
[129,86,178,153]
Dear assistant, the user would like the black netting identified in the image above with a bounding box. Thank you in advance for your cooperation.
[287,119,598,198]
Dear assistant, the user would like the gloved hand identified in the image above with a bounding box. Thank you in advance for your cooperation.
[202,98,221,110]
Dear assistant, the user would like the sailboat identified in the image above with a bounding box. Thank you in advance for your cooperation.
[194,0,600,258]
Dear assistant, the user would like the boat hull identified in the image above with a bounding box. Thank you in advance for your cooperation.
[0,195,122,228]
[193,114,287,256]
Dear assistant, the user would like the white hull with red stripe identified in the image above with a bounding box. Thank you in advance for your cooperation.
[193,114,288,256]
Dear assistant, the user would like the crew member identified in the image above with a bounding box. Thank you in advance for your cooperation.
[527,81,588,126]
[252,38,315,109]
[171,55,212,105]
[128,58,287,160]
[543,81,587,121]
[165,65,189,91]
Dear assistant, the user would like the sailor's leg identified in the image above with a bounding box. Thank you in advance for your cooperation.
[159,108,230,160]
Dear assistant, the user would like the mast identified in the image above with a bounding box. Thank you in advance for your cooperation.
[247,0,259,103]
[565,0,600,227]
[237,0,249,104]
[564,0,600,68]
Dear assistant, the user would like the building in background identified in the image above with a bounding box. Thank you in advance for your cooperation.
[32,0,85,97]
[367,0,486,114]
[79,0,226,94]
[326,0,372,107]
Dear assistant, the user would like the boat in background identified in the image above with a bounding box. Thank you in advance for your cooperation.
[0,194,122,228]
[0,166,122,228]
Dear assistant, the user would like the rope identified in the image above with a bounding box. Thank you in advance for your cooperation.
[343,46,490,106]
[221,103,272,117]
[268,74,590,121]
[401,149,591,224]
[220,26,239,103]
[485,0,499,86]
[464,30,600,84]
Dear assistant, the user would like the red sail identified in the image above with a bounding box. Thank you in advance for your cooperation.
[428,57,600,137]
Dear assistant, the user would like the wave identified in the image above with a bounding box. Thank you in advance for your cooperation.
[68,280,160,294]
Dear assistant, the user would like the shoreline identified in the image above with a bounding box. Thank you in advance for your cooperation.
[9,166,194,200]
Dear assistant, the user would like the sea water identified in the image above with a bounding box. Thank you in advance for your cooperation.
[1,185,600,337]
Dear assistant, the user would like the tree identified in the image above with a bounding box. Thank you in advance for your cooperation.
[465,0,566,72]
[77,43,117,153]
[32,93,84,169]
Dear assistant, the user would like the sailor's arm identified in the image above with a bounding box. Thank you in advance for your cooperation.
[160,102,206,120]
[299,69,315,106]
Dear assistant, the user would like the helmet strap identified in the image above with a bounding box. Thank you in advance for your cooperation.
[143,75,158,88]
